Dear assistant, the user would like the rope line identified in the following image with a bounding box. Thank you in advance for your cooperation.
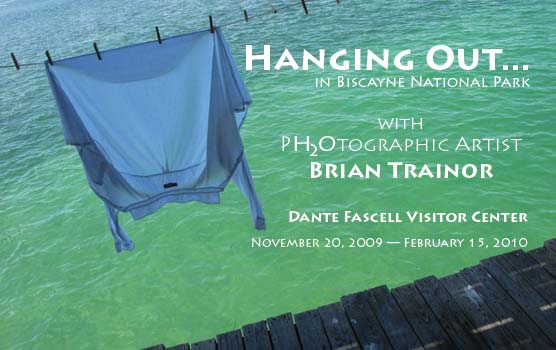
[1,0,328,71]
[0,62,44,68]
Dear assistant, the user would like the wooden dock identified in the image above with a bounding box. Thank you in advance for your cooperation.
[145,238,556,350]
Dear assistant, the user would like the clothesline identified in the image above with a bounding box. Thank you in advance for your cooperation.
[1,0,339,70]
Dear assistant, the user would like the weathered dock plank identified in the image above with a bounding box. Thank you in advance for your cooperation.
[545,239,556,252]
[294,309,331,350]
[414,276,490,350]
[145,238,556,350]
[481,255,556,344]
[503,250,556,305]
[318,302,360,350]
[144,345,165,350]
[368,285,422,350]
[392,283,456,350]
[528,247,556,279]
[267,313,301,350]
[440,272,521,349]
[166,344,189,350]
[216,330,244,350]
[190,339,216,350]
[462,265,556,349]
[242,321,272,350]
[341,291,392,350]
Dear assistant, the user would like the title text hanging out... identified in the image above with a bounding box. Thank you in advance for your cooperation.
[245,45,529,71]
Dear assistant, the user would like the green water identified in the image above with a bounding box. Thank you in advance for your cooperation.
[1,0,555,348]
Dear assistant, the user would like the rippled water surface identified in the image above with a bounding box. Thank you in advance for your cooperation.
[1,0,555,348]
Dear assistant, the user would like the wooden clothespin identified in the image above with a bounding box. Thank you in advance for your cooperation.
[243,9,249,22]
[93,42,102,60]
[300,0,308,14]
[156,26,162,44]
[45,50,53,65]
[209,15,215,33]
[10,52,20,70]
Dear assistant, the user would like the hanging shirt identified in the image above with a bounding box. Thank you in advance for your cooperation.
[46,28,266,252]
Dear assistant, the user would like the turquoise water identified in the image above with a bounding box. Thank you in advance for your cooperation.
[1,0,555,348]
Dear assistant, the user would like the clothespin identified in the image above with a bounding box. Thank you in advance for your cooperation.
[300,0,308,14]
[45,50,53,65]
[93,42,102,60]
[10,52,20,70]
[243,9,249,22]
[156,26,162,44]
[209,15,215,33]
